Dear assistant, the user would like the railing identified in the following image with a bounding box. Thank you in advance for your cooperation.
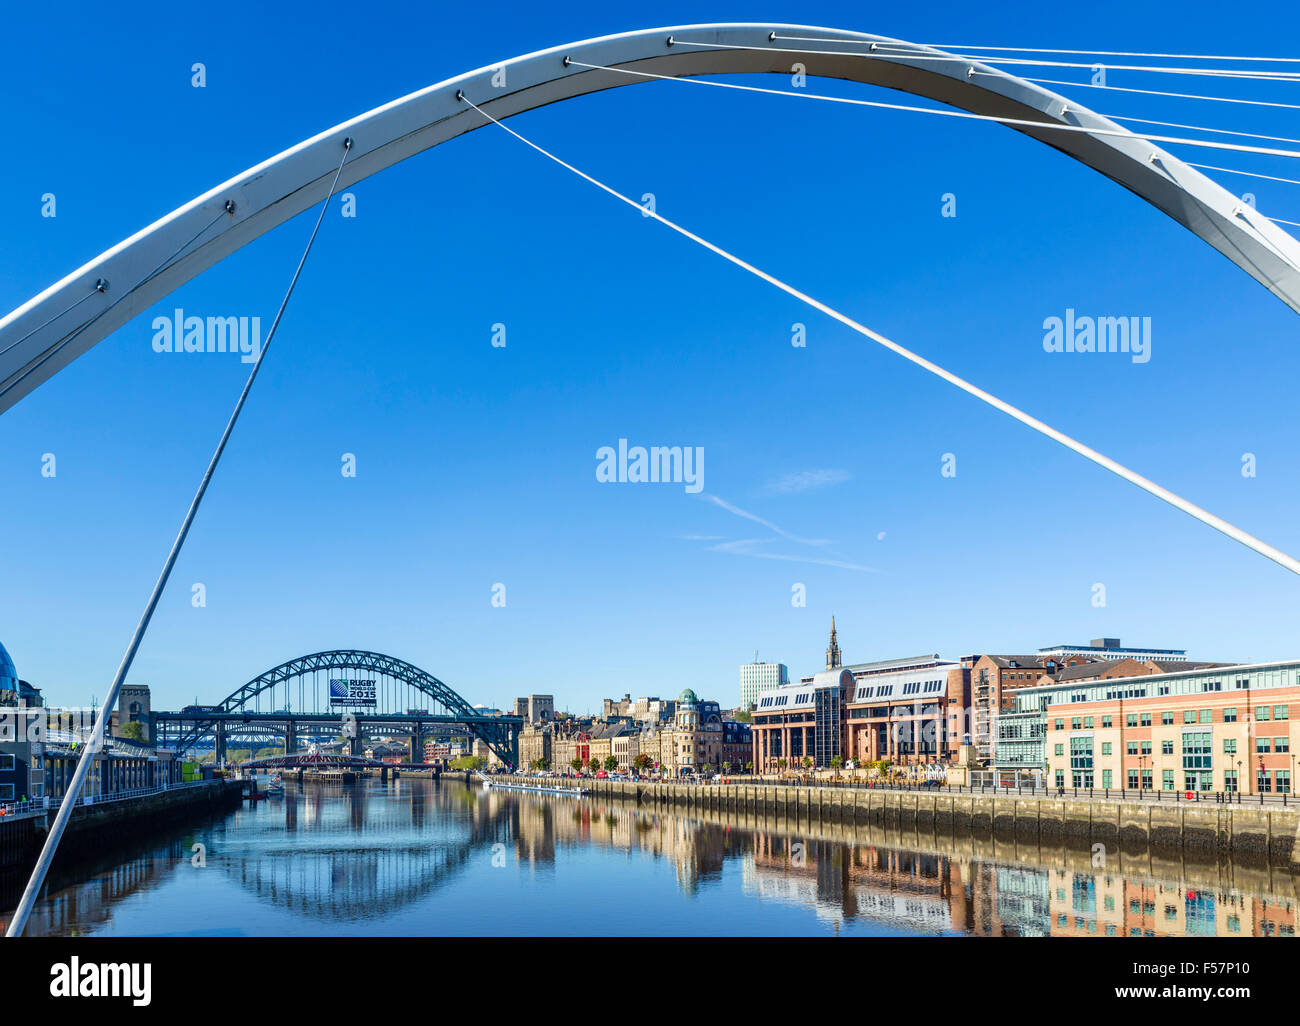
[493,771,1296,807]
[13,775,213,816]
[733,776,1294,806]
[0,798,46,822]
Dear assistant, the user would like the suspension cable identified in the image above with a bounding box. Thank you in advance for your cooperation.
[1102,114,1300,147]
[676,38,1300,82]
[1022,76,1300,111]
[458,91,1300,578]
[914,42,1300,65]
[1183,161,1300,186]
[564,59,1300,160]
[763,35,1300,81]
[3,137,353,939]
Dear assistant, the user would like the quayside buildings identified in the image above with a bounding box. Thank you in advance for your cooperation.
[746,621,1292,794]
[999,660,1298,794]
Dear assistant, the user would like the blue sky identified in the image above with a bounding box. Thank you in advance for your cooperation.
[2,0,1299,715]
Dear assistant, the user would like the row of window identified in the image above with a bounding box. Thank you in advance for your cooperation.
[1054,769,1292,792]
[1054,705,1290,730]
[1055,736,1290,756]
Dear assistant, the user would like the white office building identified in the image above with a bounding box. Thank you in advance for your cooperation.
[739,657,789,711]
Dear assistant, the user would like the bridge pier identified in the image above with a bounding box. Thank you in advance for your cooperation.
[215,721,227,767]
[285,720,297,757]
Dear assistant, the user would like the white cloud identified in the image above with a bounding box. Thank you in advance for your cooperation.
[764,468,851,494]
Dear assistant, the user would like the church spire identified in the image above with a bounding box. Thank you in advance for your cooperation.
[826,616,841,670]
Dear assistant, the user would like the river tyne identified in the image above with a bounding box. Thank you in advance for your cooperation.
[7,778,1297,937]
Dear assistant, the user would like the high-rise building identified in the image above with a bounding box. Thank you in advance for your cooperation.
[739,655,788,711]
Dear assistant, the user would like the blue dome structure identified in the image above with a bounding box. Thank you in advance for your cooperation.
[0,641,17,691]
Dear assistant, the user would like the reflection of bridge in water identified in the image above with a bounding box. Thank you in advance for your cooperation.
[209,781,515,921]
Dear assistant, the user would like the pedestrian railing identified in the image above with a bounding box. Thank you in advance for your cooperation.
[42,778,211,812]
[501,771,1294,806]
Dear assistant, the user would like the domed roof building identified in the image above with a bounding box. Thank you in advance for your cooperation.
[678,688,698,707]
[0,642,42,706]
[0,641,17,691]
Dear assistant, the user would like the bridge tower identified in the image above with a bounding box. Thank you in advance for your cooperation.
[214,721,227,766]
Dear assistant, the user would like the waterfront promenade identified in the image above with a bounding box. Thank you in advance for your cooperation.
[0,779,243,872]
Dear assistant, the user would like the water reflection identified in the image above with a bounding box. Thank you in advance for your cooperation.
[8,779,1297,937]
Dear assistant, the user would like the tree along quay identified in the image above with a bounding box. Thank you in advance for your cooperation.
[510,776,1300,866]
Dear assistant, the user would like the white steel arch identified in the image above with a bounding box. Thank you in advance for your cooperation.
[2,22,1299,414]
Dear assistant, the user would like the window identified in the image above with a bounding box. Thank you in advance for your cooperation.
[1184,711,1196,724]
[0,784,13,800]
[1182,731,1213,790]
[1163,769,1175,790]
[1278,770,1292,794]
[1127,741,1139,755]
[1127,714,1138,727]
[1054,719,1064,731]
[1070,736,1094,788]
[1275,705,1289,720]
[1225,769,1238,793]
[1236,678,1250,690]
[1127,770,1140,789]
[1102,716,1112,728]
[1224,708,1237,723]
[1199,709,1212,724]
[1161,712,1173,725]
[1071,717,1081,729]
[1084,717,1094,729]
[1224,738,1237,754]
[1257,706,1271,721]
[1102,769,1113,788]
[1259,770,1272,793]
[1257,738,1272,753]
[1141,741,1152,756]
[1101,742,1112,755]
[1162,740,1174,755]
[1055,744,1065,756]
[0,754,14,772]
[1055,770,1065,788]
[1140,713,1152,727]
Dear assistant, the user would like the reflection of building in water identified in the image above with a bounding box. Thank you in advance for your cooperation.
[19,840,190,936]
[985,864,1052,937]
[745,834,969,934]
[1045,867,1296,937]
[502,791,734,895]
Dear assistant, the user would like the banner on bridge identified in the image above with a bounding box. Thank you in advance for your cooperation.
[329,679,376,708]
